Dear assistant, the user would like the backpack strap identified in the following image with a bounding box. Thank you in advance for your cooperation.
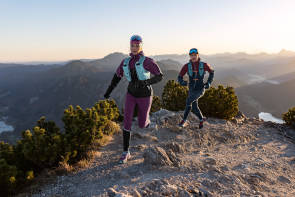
[137,55,145,65]
[199,61,204,77]
[123,57,132,81]
[123,57,131,66]
[135,56,150,80]
[187,62,193,77]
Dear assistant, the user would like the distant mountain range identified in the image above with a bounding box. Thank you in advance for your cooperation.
[0,50,295,143]
[0,57,180,143]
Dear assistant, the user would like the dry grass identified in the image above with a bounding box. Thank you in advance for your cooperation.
[105,120,121,134]
[56,160,74,174]
[93,135,113,147]
[76,159,91,169]
[87,150,100,158]
[55,122,120,172]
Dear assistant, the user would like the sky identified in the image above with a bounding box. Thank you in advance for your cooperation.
[0,0,295,62]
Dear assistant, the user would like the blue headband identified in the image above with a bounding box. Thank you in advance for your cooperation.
[189,48,198,54]
[130,35,142,42]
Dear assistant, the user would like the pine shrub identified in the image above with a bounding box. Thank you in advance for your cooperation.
[161,80,239,120]
[283,107,295,128]
[162,80,188,111]
[94,99,120,121]
[199,85,239,120]
[16,117,64,170]
[0,99,121,196]
[151,96,162,113]
[0,158,18,195]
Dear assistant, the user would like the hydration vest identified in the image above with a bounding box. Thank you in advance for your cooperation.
[187,61,205,80]
[123,56,151,82]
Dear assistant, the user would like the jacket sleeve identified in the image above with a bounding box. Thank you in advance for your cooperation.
[145,73,163,85]
[143,58,164,85]
[178,64,188,86]
[205,63,214,84]
[105,60,124,96]
[104,73,122,96]
[179,64,188,77]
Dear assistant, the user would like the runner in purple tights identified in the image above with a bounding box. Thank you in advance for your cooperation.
[104,35,163,164]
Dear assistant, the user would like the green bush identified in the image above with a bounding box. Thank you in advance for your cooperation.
[0,141,15,164]
[103,120,120,136]
[94,99,120,121]
[0,99,121,196]
[0,142,33,196]
[0,142,17,195]
[16,117,65,170]
[283,107,295,128]
[0,117,63,195]
[161,80,239,120]
[162,80,188,111]
[199,85,239,120]
[151,96,162,113]
[0,158,18,195]
[63,105,101,163]
[62,102,117,163]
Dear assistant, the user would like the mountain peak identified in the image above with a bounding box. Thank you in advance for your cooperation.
[61,60,97,73]
[102,52,127,60]
[66,60,86,67]
[278,49,295,56]
[90,52,128,71]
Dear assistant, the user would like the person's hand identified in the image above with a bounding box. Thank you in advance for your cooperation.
[104,93,110,99]
[204,82,211,89]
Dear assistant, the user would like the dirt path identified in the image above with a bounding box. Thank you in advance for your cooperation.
[25,110,295,197]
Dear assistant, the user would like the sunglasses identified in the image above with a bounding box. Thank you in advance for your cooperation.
[130,35,142,42]
[189,48,198,55]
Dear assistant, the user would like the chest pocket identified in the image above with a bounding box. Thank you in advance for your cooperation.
[123,56,150,81]
[188,61,204,79]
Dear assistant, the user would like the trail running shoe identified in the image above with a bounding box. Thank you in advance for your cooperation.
[199,117,207,129]
[118,151,131,164]
[178,120,188,128]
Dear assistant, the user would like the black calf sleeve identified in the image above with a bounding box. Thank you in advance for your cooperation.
[123,129,131,152]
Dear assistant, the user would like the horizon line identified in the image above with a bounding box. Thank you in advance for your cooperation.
[1,49,294,64]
